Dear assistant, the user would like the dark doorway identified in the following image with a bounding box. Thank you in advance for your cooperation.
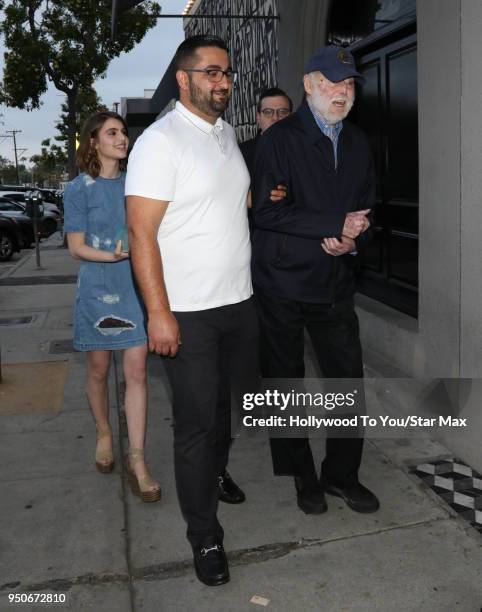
[327,2,419,317]
[352,31,419,317]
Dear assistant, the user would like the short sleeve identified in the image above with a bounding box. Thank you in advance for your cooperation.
[63,178,87,232]
[125,128,177,201]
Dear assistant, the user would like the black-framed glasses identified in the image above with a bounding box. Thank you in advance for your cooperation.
[183,68,238,83]
[260,108,291,118]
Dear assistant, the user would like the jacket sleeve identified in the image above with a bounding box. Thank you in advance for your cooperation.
[251,130,345,240]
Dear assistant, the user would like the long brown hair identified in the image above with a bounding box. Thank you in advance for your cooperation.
[76,111,128,178]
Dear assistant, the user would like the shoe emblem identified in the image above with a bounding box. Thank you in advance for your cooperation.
[201,544,222,556]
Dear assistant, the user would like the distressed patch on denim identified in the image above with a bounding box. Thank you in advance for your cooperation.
[98,294,120,305]
[94,315,136,336]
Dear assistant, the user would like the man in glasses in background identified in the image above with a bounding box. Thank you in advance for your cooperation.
[240,87,293,181]
[125,34,258,587]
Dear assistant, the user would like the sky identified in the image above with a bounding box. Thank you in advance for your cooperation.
[0,0,187,165]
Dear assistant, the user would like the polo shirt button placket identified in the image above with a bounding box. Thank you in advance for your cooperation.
[213,126,225,155]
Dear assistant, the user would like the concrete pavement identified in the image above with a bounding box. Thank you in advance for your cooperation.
[0,235,481,611]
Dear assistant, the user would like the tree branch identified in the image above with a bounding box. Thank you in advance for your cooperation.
[26,0,71,94]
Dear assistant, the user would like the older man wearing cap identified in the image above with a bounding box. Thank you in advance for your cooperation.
[251,45,379,515]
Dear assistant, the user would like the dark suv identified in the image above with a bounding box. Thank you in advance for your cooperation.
[0,215,23,261]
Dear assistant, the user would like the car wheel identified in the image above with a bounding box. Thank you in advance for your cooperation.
[0,231,14,261]
[41,218,57,236]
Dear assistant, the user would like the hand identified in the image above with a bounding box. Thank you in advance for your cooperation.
[342,209,370,239]
[113,239,129,260]
[321,236,356,256]
[147,311,180,357]
[270,184,287,202]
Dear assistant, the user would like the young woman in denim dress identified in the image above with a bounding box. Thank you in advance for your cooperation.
[64,111,160,502]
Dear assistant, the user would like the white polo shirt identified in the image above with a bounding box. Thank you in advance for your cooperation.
[125,101,252,312]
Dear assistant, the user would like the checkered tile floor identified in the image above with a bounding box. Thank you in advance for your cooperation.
[412,460,482,535]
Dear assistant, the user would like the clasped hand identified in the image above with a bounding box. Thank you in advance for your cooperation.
[322,209,370,256]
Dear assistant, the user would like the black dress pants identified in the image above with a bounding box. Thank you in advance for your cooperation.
[163,298,259,548]
[254,286,364,487]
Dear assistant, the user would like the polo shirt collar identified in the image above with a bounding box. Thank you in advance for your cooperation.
[175,101,223,134]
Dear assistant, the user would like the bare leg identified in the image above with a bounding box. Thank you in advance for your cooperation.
[86,350,113,465]
[123,344,158,491]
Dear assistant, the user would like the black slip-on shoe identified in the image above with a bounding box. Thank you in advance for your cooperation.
[294,476,328,514]
[218,470,246,504]
[321,480,380,513]
[193,537,230,586]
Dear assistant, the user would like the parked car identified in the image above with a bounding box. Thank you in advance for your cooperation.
[0,185,63,201]
[0,215,23,261]
[0,190,62,217]
[38,188,61,203]
[0,196,59,237]
[0,197,59,244]
[0,199,35,247]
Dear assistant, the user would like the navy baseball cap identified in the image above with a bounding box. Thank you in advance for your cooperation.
[305,45,365,84]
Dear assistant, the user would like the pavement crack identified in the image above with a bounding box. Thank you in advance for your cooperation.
[1,517,460,593]
[133,541,300,583]
[112,352,135,612]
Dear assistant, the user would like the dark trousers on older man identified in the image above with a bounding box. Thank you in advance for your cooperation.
[163,297,259,549]
[253,286,364,487]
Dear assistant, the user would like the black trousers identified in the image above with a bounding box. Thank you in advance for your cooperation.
[254,286,364,487]
[163,297,259,548]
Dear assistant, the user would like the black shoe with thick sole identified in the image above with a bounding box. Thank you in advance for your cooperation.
[193,536,230,586]
[294,476,328,514]
[321,480,380,513]
[218,470,246,504]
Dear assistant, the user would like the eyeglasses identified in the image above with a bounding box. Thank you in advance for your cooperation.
[183,68,238,83]
[260,108,291,118]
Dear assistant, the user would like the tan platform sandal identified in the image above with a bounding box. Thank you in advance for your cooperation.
[126,448,161,503]
[95,426,115,474]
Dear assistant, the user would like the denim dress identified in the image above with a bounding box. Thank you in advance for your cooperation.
[64,172,147,351]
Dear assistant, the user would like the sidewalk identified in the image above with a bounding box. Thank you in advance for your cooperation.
[0,236,481,611]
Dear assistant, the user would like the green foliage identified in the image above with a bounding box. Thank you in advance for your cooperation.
[1,0,160,107]
[0,155,30,184]
[29,138,67,186]
[0,0,160,175]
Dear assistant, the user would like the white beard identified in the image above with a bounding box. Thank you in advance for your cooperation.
[309,85,354,125]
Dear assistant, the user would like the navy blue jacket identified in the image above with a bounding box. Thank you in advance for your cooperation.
[251,100,375,303]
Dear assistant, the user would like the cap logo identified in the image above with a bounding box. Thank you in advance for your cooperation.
[337,50,353,65]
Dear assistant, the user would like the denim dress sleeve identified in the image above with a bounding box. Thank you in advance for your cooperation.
[66,173,147,351]
[64,177,87,232]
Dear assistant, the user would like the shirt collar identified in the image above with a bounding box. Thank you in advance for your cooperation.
[307,102,343,139]
[175,101,223,134]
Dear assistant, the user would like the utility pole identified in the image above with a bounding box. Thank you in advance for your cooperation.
[113,102,120,113]
[1,129,22,183]
[8,130,21,183]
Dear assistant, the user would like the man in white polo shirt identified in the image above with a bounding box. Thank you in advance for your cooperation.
[125,35,258,587]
